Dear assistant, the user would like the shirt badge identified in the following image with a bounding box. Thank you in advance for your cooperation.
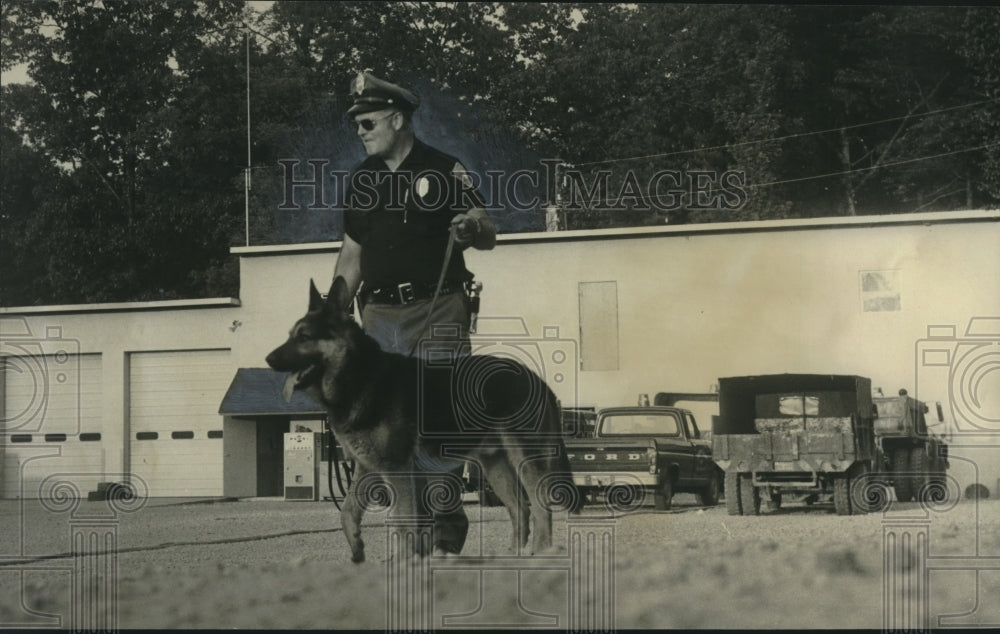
[415,176,430,199]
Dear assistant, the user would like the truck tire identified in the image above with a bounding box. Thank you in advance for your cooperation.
[849,461,887,513]
[834,476,853,515]
[725,472,742,515]
[926,456,948,503]
[892,447,913,502]
[653,477,674,511]
[739,474,760,515]
[910,447,931,502]
[696,471,721,506]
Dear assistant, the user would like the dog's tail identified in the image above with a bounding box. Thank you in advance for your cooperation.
[555,446,585,515]
[546,393,585,515]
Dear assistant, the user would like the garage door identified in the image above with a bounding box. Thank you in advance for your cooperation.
[2,354,104,499]
[129,350,231,497]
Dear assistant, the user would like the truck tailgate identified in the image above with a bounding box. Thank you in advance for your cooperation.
[713,432,857,472]
[564,438,654,472]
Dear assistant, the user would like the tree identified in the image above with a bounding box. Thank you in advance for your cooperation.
[3,0,249,303]
[3,3,997,305]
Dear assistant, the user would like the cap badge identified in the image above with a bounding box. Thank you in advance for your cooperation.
[353,72,366,95]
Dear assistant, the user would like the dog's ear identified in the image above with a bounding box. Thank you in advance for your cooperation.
[328,276,352,313]
[309,279,325,313]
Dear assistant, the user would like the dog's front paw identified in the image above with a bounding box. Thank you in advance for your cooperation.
[351,543,366,564]
[533,543,567,556]
[432,546,459,558]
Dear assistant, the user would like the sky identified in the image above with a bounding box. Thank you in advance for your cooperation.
[1,0,277,86]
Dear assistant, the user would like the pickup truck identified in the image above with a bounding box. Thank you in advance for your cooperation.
[564,405,722,510]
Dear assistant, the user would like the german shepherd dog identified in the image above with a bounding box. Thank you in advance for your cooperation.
[266,277,579,562]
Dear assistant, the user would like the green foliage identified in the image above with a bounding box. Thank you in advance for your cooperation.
[2,2,997,305]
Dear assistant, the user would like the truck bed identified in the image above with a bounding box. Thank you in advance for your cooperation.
[713,430,857,473]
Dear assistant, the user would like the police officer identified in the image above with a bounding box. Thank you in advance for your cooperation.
[335,72,495,352]
[333,72,497,556]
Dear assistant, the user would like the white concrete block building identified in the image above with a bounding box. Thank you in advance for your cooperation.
[2,210,998,499]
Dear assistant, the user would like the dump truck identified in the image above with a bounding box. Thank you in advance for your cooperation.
[873,389,949,502]
[712,374,881,515]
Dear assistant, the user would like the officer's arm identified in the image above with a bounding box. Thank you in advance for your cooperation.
[468,207,496,250]
[455,207,496,251]
[451,162,496,251]
[333,233,363,309]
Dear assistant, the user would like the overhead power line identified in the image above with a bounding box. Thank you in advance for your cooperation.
[748,143,1000,189]
[550,142,998,211]
[573,98,999,168]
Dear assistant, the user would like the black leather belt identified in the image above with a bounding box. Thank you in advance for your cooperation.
[362,281,463,306]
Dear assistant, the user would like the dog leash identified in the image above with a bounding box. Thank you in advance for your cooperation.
[405,225,458,358]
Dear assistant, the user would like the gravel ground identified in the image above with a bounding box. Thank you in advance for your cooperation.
[1,493,997,630]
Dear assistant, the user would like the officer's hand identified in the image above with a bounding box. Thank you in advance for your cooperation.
[451,214,480,246]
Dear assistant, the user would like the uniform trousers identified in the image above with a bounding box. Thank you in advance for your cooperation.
[361,291,471,554]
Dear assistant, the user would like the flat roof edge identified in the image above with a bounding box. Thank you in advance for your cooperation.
[0,297,241,316]
[231,209,998,256]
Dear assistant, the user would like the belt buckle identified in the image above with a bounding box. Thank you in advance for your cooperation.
[397,282,416,304]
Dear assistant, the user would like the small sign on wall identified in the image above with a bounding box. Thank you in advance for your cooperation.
[860,269,900,312]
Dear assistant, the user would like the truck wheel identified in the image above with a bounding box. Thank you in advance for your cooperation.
[696,471,721,506]
[925,457,949,503]
[910,447,930,501]
[653,477,674,511]
[892,447,913,502]
[739,474,760,515]
[849,461,888,513]
[725,472,742,515]
[833,476,853,515]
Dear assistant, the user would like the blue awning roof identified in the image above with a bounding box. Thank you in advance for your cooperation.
[218,368,325,416]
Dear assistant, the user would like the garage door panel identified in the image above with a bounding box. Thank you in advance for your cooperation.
[129,394,225,408]
[2,354,103,499]
[2,445,105,498]
[130,440,222,497]
[129,350,230,497]
[3,355,101,436]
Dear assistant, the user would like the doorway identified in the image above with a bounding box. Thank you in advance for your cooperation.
[256,420,286,496]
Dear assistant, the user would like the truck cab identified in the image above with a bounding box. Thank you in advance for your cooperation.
[873,391,949,502]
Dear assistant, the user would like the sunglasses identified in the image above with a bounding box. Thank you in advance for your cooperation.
[355,112,395,131]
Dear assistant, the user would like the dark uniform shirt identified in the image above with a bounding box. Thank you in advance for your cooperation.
[344,140,485,290]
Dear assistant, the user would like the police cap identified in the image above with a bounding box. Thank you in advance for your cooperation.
[347,72,419,116]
